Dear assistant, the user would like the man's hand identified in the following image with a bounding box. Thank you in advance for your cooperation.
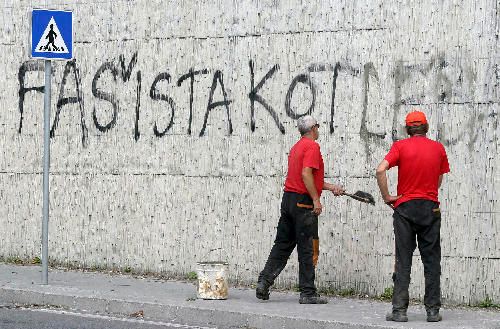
[330,184,345,196]
[323,182,345,196]
[376,160,401,208]
[313,199,322,215]
[382,194,402,208]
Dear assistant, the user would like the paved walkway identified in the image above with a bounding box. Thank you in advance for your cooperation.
[0,264,498,329]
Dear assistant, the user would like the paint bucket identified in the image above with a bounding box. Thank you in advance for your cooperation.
[196,248,229,300]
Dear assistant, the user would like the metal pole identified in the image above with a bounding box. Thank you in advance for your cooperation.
[42,59,51,285]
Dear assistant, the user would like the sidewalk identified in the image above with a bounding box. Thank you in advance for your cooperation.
[0,264,498,329]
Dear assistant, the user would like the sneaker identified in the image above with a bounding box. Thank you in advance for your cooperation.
[256,282,270,300]
[386,311,408,322]
[299,294,328,304]
[426,309,442,322]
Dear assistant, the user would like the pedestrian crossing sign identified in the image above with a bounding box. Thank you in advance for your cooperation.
[31,9,73,60]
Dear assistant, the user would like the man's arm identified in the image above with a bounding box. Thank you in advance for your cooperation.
[375,160,401,206]
[438,175,444,188]
[323,182,345,196]
[302,167,322,215]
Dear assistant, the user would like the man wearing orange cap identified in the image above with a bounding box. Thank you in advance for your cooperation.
[376,110,450,322]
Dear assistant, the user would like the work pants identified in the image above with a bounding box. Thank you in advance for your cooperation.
[258,192,319,297]
[392,199,442,312]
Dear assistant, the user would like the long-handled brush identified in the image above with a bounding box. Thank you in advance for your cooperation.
[343,191,376,205]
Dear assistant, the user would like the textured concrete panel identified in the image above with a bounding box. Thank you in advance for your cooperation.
[0,0,498,304]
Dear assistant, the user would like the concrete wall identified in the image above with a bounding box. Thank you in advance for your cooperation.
[1,0,498,305]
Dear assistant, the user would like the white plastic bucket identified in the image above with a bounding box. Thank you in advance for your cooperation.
[196,249,229,300]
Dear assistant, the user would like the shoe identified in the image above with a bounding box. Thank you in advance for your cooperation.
[299,294,328,304]
[426,309,442,322]
[256,282,270,300]
[386,311,408,322]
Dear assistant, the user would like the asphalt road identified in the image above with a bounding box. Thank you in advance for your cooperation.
[0,306,215,329]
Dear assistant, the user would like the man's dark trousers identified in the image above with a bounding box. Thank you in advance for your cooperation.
[392,199,442,312]
[258,192,319,297]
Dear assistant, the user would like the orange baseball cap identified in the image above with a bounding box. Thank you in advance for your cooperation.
[405,110,428,126]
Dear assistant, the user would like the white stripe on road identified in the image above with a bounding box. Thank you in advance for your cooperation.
[22,307,216,329]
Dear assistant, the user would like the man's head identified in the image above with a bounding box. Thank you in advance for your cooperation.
[405,110,429,136]
[297,115,320,139]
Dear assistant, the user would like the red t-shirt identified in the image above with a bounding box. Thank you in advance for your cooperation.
[384,136,450,208]
[284,137,324,197]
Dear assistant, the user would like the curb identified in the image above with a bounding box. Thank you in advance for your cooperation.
[0,287,396,329]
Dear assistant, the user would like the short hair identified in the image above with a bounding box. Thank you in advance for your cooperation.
[406,123,429,136]
[297,115,317,135]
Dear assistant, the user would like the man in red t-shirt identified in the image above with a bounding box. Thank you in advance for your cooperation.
[256,115,344,304]
[376,110,450,322]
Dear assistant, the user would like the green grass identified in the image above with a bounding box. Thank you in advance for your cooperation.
[291,284,300,292]
[89,264,106,272]
[317,286,358,297]
[5,256,24,265]
[379,287,393,301]
[0,256,42,265]
[339,288,356,297]
[186,271,198,280]
[477,296,500,308]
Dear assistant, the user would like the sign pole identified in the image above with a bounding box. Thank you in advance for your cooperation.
[41,59,51,285]
[31,8,73,285]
